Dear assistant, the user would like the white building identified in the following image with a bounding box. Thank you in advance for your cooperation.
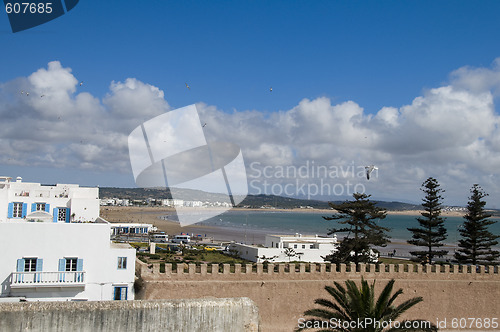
[0,176,136,302]
[0,176,99,223]
[184,200,203,208]
[110,223,156,237]
[229,234,338,263]
[162,199,184,207]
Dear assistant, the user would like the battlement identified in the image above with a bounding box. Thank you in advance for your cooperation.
[140,262,499,281]
[138,261,500,331]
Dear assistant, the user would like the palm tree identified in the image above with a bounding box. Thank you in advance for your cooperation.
[296,278,437,332]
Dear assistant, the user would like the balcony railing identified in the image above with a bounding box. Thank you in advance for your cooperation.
[11,271,86,287]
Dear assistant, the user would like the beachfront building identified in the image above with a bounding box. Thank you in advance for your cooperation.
[229,234,338,263]
[110,223,156,237]
[161,199,184,207]
[101,198,130,206]
[0,176,136,302]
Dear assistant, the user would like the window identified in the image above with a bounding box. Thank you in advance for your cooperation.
[293,244,297,249]
[13,202,23,218]
[58,208,67,222]
[114,286,127,300]
[58,258,83,282]
[302,245,306,249]
[24,258,37,272]
[310,244,314,249]
[118,257,127,269]
[66,258,77,271]
[275,243,278,248]
[36,203,46,211]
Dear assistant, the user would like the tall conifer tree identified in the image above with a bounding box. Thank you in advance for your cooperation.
[455,184,499,265]
[323,193,389,264]
[408,177,447,264]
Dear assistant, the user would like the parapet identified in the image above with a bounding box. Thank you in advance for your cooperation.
[140,261,499,281]
[0,298,259,332]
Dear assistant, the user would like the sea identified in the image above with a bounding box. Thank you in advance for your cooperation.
[199,210,500,246]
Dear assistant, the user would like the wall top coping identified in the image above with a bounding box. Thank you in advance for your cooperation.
[141,262,499,276]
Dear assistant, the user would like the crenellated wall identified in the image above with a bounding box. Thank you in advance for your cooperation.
[139,262,500,332]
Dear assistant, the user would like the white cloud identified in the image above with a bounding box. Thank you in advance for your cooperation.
[450,57,500,96]
[2,60,500,206]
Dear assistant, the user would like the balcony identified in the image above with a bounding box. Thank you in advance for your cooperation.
[11,271,86,288]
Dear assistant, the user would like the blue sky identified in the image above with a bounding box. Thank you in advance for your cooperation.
[2,1,500,206]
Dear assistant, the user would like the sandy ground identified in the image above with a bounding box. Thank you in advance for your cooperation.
[101,206,460,259]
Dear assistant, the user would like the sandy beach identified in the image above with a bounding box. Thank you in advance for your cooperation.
[101,206,462,259]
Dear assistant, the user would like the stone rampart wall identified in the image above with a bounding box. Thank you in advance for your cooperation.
[139,262,500,332]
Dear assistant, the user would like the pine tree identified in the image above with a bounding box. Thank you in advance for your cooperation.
[455,184,499,265]
[407,177,448,264]
[323,193,389,264]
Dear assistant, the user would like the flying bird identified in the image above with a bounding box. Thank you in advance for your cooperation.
[79,81,83,86]
[185,82,190,90]
[40,95,45,98]
[202,123,207,127]
[269,87,273,92]
[365,165,378,180]
[26,92,29,96]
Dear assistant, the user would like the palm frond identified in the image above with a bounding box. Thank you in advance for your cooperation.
[299,278,429,331]
[374,279,396,317]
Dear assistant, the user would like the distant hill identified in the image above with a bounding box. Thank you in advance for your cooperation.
[99,187,422,211]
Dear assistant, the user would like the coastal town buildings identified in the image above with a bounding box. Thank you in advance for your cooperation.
[229,234,338,263]
[0,176,135,302]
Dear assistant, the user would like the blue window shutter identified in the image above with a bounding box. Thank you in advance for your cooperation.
[45,204,50,212]
[36,259,43,272]
[58,259,65,272]
[22,203,27,218]
[53,208,58,222]
[16,259,24,272]
[76,259,83,271]
[31,203,36,212]
[35,259,43,283]
[8,203,13,218]
[65,208,70,223]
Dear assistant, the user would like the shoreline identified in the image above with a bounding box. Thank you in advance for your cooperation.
[100,206,466,259]
[101,205,467,217]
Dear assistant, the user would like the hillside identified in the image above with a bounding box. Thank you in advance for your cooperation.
[99,187,422,211]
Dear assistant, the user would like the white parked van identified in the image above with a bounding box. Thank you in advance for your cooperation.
[150,232,168,243]
[172,234,190,244]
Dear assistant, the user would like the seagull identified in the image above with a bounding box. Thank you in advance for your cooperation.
[40,95,45,98]
[269,87,273,92]
[79,81,83,86]
[21,90,24,95]
[202,123,207,127]
[365,165,378,180]
[185,82,190,90]
[26,92,29,96]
